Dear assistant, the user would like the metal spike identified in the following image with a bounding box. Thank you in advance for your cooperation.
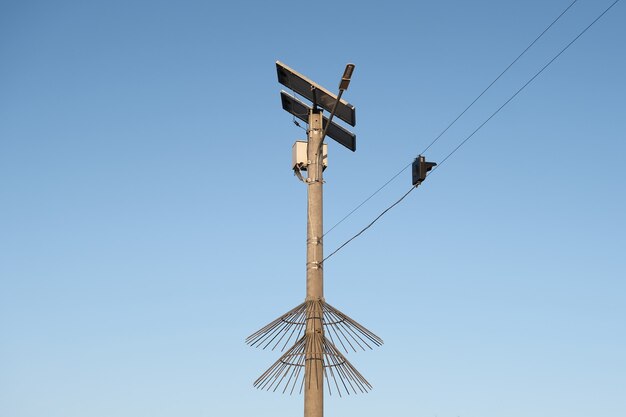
[253,333,372,396]
[246,300,383,353]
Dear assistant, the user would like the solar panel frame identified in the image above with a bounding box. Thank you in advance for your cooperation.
[276,61,356,127]
[280,91,356,152]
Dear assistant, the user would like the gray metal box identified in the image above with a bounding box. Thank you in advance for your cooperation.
[292,141,327,171]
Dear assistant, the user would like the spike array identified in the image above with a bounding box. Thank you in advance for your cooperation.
[253,332,372,396]
[247,299,382,395]
[246,300,383,352]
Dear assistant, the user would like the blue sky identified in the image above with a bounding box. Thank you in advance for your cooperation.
[1,1,624,416]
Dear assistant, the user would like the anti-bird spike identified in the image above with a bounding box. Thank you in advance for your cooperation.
[247,300,382,397]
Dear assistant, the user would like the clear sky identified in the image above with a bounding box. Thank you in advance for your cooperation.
[1,1,624,416]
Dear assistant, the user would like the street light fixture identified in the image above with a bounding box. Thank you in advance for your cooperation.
[339,63,355,91]
[321,63,356,147]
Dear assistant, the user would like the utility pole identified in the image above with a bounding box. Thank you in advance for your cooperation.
[247,62,382,417]
[304,107,324,417]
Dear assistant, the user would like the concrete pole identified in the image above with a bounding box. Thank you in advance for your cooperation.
[304,109,324,417]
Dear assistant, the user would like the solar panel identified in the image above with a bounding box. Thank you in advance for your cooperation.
[276,61,356,127]
[280,91,356,152]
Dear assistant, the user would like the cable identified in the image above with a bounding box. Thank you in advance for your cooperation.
[322,186,416,264]
[435,0,621,170]
[288,86,310,130]
[292,118,306,131]
[323,162,412,237]
[322,0,621,263]
[323,0,579,237]
[420,0,578,155]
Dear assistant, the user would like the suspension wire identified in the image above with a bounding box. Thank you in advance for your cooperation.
[322,0,579,237]
[323,162,412,237]
[435,0,621,170]
[322,0,621,263]
[420,0,578,155]
[322,186,416,264]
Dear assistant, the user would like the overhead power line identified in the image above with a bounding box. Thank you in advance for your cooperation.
[322,187,416,264]
[435,0,621,170]
[420,0,579,155]
[323,0,622,263]
[323,0,580,237]
[323,163,411,237]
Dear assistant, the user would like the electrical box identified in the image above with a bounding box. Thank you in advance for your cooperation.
[292,141,327,171]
